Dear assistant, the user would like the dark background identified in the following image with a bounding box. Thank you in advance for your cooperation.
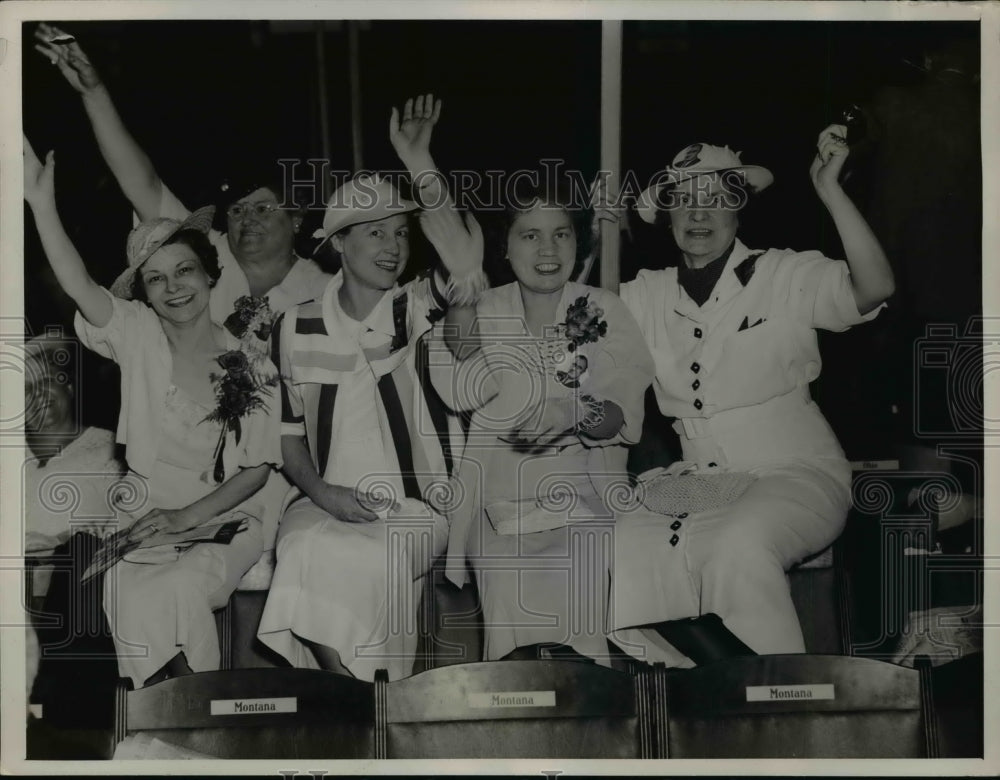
[21,18,982,459]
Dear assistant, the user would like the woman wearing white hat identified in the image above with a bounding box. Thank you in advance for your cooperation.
[608,126,895,664]
[23,139,282,687]
[256,95,480,681]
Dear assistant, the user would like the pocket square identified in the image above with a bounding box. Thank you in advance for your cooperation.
[737,316,766,332]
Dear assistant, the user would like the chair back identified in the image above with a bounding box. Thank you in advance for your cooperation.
[654,654,937,758]
[378,660,653,758]
[115,669,375,759]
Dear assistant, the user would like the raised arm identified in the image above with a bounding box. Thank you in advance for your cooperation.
[390,94,488,359]
[389,94,451,212]
[810,123,895,314]
[573,173,628,285]
[24,138,112,328]
[34,24,164,220]
[419,206,484,360]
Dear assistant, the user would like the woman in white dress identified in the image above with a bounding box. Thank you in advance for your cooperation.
[608,127,895,665]
[256,96,479,681]
[24,139,281,687]
[35,24,333,554]
[427,173,655,663]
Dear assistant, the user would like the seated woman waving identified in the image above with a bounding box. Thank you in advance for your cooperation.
[35,24,327,554]
[23,139,281,688]
[256,95,473,681]
[425,172,654,663]
[609,127,894,665]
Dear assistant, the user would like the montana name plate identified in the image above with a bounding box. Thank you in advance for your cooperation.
[210,697,298,715]
[746,684,835,702]
[468,691,557,708]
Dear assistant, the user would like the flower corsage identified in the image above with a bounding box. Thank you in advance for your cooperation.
[202,349,280,483]
[529,294,610,436]
[224,296,276,360]
[546,295,608,390]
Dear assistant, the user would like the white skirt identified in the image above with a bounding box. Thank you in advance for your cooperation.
[103,518,264,687]
[473,519,615,664]
[257,497,447,681]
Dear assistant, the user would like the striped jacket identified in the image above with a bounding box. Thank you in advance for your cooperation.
[272,271,462,509]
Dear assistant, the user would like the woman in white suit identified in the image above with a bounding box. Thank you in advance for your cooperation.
[609,126,895,665]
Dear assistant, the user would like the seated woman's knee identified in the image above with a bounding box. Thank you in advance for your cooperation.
[697,513,786,567]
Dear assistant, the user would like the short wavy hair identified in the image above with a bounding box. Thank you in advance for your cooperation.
[485,172,595,287]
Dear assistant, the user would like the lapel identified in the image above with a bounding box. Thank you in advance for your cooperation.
[358,286,409,377]
[672,238,753,324]
[733,250,764,288]
[697,240,764,371]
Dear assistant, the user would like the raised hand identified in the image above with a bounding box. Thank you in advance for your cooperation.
[34,23,103,94]
[23,137,114,329]
[419,206,484,279]
[810,124,850,201]
[589,172,627,234]
[389,93,442,168]
[23,137,55,208]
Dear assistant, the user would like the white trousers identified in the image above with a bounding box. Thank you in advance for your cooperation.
[610,459,850,665]
[103,520,264,687]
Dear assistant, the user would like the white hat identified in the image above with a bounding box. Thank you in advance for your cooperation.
[636,143,774,224]
[312,174,417,252]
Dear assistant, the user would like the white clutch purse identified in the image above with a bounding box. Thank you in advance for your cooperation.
[636,462,755,516]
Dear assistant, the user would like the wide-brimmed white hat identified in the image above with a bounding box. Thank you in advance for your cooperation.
[312,174,418,253]
[636,143,774,224]
[109,206,216,299]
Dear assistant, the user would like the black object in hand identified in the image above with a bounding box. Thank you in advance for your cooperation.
[841,103,868,146]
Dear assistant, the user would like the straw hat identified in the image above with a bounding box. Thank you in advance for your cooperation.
[109,207,215,299]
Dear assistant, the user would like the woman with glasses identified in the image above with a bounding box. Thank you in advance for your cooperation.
[35,24,330,554]
[23,138,281,688]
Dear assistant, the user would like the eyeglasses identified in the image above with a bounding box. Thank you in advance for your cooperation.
[226,201,282,220]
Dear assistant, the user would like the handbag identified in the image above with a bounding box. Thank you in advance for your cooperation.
[636,462,756,516]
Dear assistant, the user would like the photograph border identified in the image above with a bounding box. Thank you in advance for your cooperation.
[1,0,996,775]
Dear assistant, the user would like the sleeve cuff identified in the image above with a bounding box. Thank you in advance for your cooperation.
[281,421,306,437]
[73,288,130,358]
